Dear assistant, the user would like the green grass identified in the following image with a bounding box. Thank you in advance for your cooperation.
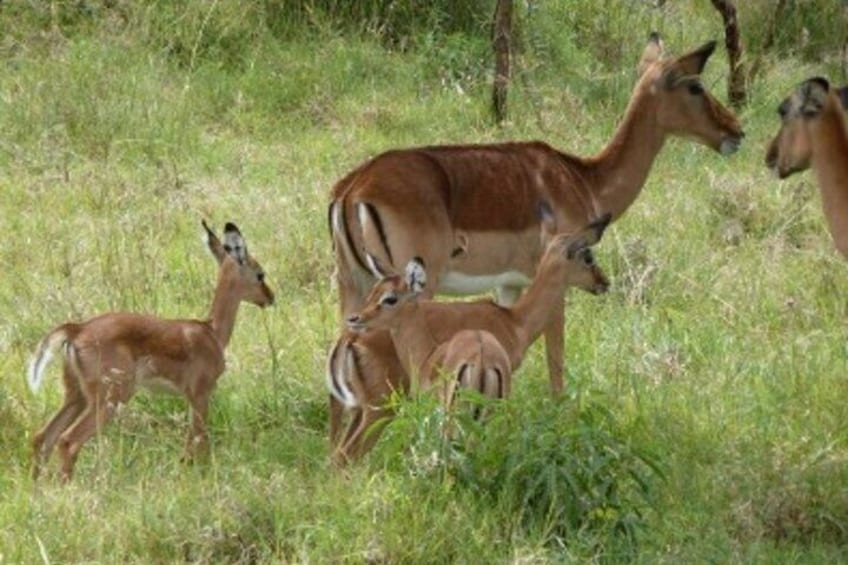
[2,0,848,562]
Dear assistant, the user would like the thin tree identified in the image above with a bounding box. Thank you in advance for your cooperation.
[492,0,513,125]
[710,0,746,109]
[748,0,788,86]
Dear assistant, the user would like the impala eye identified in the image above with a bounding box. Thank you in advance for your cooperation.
[582,250,595,266]
[778,100,790,119]
[257,272,265,282]
[381,294,398,306]
[688,82,704,96]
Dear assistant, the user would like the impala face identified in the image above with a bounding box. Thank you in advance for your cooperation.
[765,80,847,179]
[346,257,426,333]
[640,37,745,155]
[204,221,275,308]
[562,244,609,296]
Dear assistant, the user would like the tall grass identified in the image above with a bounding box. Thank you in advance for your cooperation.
[1,0,847,562]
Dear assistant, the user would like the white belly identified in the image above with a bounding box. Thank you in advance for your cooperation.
[439,270,532,295]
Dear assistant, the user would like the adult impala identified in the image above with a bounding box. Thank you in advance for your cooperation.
[28,221,274,482]
[766,78,848,258]
[328,33,744,418]
[330,212,609,463]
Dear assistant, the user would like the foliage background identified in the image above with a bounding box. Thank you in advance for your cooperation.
[1,0,847,561]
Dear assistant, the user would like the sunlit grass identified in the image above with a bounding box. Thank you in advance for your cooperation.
[1,0,847,562]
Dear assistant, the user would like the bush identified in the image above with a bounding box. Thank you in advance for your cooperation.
[374,391,663,553]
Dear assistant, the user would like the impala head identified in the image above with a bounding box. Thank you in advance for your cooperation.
[765,78,848,179]
[539,203,611,295]
[637,32,744,156]
[346,255,426,333]
[202,220,275,308]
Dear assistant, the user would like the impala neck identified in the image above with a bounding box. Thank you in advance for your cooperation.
[388,302,439,376]
[511,258,568,353]
[810,102,848,250]
[208,261,242,348]
[583,83,666,220]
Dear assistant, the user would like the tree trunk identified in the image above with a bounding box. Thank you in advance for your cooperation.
[492,0,513,125]
[710,0,746,109]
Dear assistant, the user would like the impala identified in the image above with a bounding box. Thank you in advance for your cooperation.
[328,33,743,414]
[330,211,610,463]
[766,78,848,258]
[27,221,274,481]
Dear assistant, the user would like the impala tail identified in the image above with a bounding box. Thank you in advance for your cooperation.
[27,324,79,393]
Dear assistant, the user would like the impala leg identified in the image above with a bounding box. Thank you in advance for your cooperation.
[335,404,391,466]
[184,389,211,463]
[332,407,363,467]
[543,295,566,396]
[31,369,86,480]
[56,390,120,482]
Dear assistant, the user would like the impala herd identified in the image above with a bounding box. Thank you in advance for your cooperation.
[26,34,848,481]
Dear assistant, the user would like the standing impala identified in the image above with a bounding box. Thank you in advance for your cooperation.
[766,78,848,258]
[327,32,744,426]
[330,212,610,463]
[27,221,274,482]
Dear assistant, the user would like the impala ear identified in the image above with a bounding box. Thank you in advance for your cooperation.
[800,77,829,117]
[637,31,664,76]
[668,40,716,78]
[587,212,612,245]
[222,222,248,265]
[203,220,227,264]
[404,257,427,294]
[365,252,391,279]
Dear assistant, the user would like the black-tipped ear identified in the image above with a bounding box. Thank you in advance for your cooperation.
[675,40,716,75]
[800,77,830,117]
[223,221,247,265]
[202,219,216,239]
[405,258,427,294]
[589,212,612,241]
[806,76,830,93]
[637,31,665,76]
[203,219,227,263]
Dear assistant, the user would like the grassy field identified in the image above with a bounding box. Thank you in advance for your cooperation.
[1,1,847,562]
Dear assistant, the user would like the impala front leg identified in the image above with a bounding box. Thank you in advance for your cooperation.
[543,295,566,396]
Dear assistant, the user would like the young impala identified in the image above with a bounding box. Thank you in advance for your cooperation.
[27,221,274,482]
[766,78,848,258]
[327,32,743,437]
[329,211,610,464]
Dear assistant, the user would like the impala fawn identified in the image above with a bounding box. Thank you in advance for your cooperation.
[330,209,610,463]
[28,221,274,481]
